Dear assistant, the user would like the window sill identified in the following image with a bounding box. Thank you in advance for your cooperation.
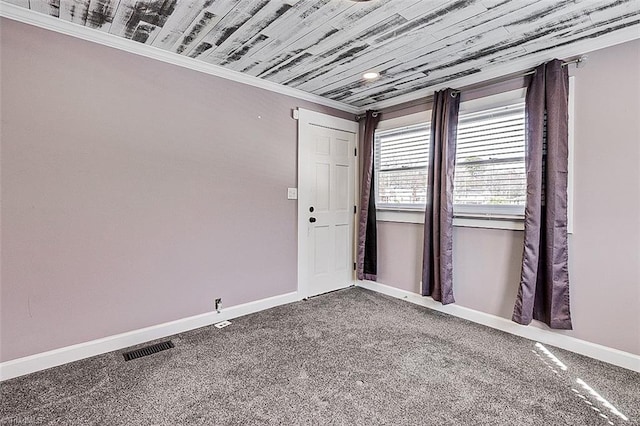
[377,209,524,231]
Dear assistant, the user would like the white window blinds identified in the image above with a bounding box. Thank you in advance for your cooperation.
[374,122,430,209]
[374,101,527,217]
[453,103,526,216]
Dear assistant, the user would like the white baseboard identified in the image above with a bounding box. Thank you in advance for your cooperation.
[357,280,640,373]
[0,291,300,381]
[4,283,637,381]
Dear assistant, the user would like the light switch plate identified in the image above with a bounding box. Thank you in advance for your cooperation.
[287,188,298,200]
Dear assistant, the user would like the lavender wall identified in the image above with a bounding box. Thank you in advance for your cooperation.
[0,19,352,362]
[376,39,640,355]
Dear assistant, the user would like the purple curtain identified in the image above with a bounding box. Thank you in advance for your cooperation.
[422,89,460,304]
[512,59,572,329]
[357,110,381,281]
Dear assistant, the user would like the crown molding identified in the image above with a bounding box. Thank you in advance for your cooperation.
[359,24,640,111]
[0,2,361,115]
[2,2,639,115]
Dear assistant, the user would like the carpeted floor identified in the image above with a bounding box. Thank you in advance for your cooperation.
[1,287,639,425]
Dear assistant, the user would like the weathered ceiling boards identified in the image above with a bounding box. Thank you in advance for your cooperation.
[2,0,639,109]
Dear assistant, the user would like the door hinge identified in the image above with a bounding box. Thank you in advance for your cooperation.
[354,205,357,214]
[353,262,357,271]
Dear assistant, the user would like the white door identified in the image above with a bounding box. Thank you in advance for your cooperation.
[297,109,358,298]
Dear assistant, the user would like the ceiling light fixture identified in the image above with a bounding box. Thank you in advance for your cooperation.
[363,72,379,80]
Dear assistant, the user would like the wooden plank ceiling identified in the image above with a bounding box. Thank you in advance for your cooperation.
[7,0,640,107]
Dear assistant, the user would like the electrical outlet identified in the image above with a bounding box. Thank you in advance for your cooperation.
[215,298,222,313]
[214,320,232,329]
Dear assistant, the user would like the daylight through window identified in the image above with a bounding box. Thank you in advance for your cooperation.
[374,122,430,209]
[454,103,526,216]
[374,102,527,217]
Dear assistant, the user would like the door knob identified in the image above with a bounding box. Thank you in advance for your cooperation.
[309,217,316,223]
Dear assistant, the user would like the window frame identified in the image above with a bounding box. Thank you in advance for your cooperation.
[375,81,575,233]
[453,97,526,220]
[374,112,431,212]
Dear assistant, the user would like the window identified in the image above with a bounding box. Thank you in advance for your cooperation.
[374,122,430,210]
[374,102,526,217]
[453,103,526,217]
[374,82,574,231]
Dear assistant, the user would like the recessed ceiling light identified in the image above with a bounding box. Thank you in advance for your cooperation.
[363,72,379,80]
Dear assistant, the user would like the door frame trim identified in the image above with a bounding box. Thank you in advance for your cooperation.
[297,108,359,299]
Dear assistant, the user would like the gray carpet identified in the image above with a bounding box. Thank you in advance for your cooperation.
[1,287,639,425]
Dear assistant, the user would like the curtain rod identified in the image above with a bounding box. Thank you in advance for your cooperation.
[355,55,587,120]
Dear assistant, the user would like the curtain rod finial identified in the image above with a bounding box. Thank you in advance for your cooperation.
[576,55,588,68]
